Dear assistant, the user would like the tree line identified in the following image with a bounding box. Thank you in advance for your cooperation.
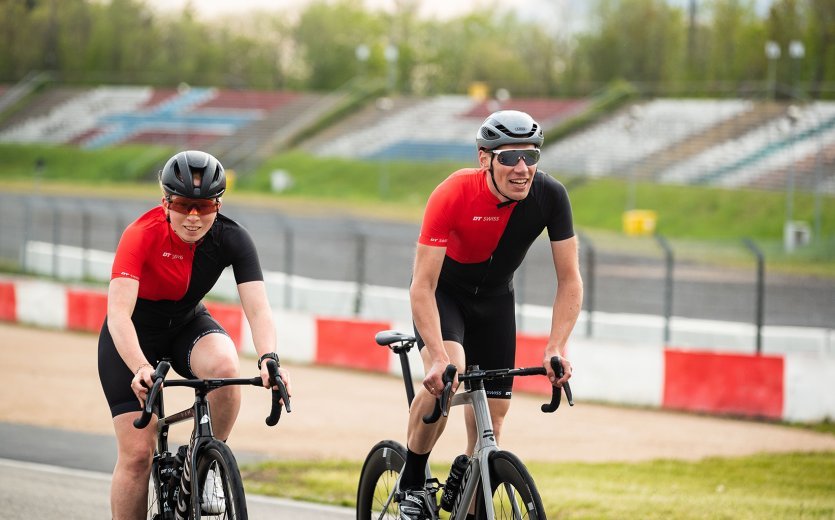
[1,0,833,99]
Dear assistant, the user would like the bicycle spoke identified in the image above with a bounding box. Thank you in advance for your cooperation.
[357,440,406,520]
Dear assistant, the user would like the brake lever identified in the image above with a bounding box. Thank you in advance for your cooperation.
[541,356,574,413]
[423,364,457,424]
[133,361,171,428]
[265,359,291,426]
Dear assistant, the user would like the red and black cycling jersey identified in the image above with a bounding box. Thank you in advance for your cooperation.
[111,206,263,326]
[418,168,574,295]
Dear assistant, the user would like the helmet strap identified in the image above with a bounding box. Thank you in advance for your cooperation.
[488,162,522,208]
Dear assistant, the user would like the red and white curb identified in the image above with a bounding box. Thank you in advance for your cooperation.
[1,277,832,423]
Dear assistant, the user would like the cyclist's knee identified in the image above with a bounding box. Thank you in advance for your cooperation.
[192,335,239,378]
[117,443,153,475]
[202,354,239,378]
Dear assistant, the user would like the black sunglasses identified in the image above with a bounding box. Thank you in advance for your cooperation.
[492,148,541,167]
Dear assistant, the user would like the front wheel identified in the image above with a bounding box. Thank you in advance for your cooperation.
[193,439,247,519]
[146,457,167,520]
[475,450,546,520]
[356,440,407,520]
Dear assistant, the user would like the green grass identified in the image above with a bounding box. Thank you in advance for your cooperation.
[1,144,833,275]
[241,451,835,518]
[242,149,463,207]
[0,143,173,184]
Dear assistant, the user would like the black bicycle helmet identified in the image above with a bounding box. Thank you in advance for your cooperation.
[476,110,544,150]
[159,150,226,199]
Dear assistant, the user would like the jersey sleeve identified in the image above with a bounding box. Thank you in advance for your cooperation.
[111,221,148,281]
[418,178,456,247]
[227,224,264,284]
[541,173,575,242]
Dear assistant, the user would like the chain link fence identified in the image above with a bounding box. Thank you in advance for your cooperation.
[1,191,832,353]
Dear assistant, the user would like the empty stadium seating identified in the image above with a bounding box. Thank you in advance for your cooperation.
[658,102,835,193]
[309,95,590,162]
[539,99,754,177]
[0,86,304,151]
[1,84,833,193]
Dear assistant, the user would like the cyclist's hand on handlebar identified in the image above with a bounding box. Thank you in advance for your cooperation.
[261,364,292,396]
[423,358,458,397]
[544,353,572,387]
[132,363,156,407]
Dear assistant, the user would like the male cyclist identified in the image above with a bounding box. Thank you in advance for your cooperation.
[399,110,583,519]
[97,150,291,519]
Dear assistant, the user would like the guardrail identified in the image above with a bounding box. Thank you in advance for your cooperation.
[0,192,832,354]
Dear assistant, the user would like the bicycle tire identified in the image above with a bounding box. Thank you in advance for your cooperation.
[146,458,168,520]
[192,439,248,519]
[356,440,407,520]
[474,450,546,520]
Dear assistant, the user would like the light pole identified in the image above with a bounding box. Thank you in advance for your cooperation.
[783,105,801,252]
[355,44,370,83]
[765,41,780,100]
[812,107,824,243]
[177,82,190,151]
[384,44,398,94]
[789,40,805,99]
[624,104,643,213]
[376,97,393,198]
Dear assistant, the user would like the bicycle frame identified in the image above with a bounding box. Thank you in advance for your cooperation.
[137,360,290,518]
[370,330,571,520]
[445,381,500,520]
[154,379,246,515]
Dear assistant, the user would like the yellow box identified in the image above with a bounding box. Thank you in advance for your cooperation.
[623,209,657,236]
[468,82,489,101]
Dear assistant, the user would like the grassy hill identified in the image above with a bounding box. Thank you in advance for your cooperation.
[1,144,833,275]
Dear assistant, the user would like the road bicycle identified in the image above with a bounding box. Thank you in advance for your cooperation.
[357,330,573,520]
[135,358,291,520]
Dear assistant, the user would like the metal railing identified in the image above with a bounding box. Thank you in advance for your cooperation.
[1,191,832,353]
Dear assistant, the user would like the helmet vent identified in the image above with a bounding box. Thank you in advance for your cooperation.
[172,162,184,183]
[495,123,538,139]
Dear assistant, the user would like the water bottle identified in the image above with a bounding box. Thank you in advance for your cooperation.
[440,454,469,511]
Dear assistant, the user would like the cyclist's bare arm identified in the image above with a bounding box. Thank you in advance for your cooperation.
[237,280,291,393]
[107,277,154,403]
[410,243,454,396]
[546,236,583,386]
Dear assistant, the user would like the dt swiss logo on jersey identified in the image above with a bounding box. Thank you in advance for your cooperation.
[162,251,184,260]
[473,216,501,222]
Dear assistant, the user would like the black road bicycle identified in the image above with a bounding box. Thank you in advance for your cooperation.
[135,359,291,520]
[357,330,573,520]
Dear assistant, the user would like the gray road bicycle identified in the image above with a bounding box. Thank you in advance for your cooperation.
[357,330,573,520]
[135,359,291,519]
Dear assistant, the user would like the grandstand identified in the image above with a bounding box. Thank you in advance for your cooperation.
[539,97,835,194]
[0,83,833,193]
[0,85,330,170]
[539,99,754,177]
[306,95,589,163]
[658,102,835,193]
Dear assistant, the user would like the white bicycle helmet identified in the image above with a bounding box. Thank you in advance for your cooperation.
[476,110,544,150]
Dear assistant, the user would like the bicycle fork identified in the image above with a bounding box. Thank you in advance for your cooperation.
[447,384,501,519]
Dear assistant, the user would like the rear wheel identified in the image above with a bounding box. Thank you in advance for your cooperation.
[474,450,545,520]
[193,439,247,519]
[356,440,407,520]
